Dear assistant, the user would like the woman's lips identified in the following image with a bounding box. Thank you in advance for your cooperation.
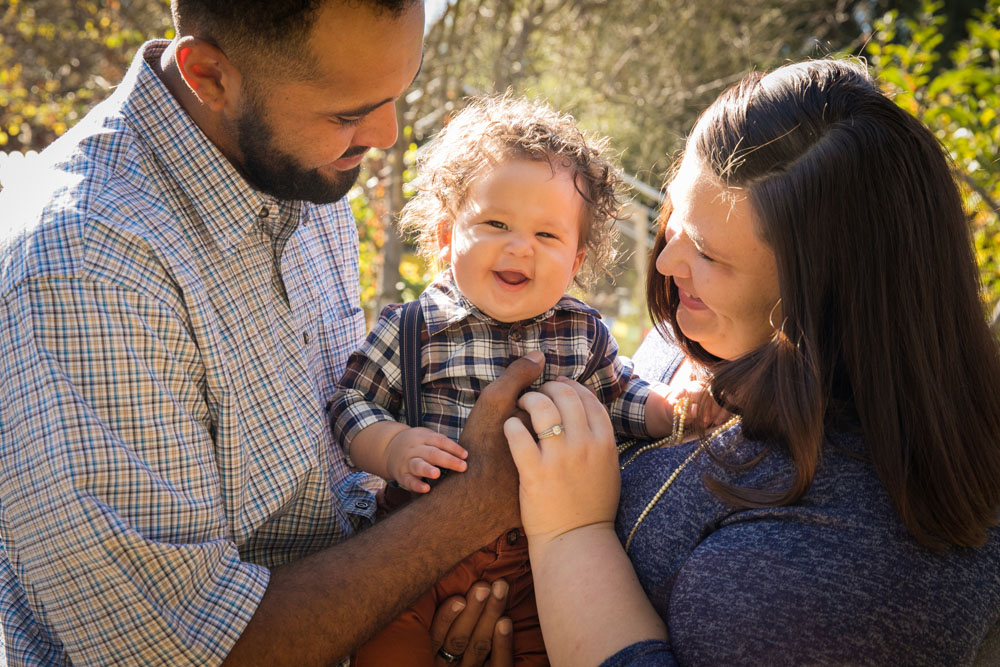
[676,284,708,310]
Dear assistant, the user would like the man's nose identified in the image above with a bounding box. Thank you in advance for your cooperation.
[355,102,399,150]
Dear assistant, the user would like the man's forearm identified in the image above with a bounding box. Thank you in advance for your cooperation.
[224,475,510,665]
[223,352,542,665]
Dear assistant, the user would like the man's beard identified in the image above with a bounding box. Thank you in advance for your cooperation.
[235,87,363,204]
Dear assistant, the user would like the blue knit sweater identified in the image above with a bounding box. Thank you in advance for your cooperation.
[602,331,1000,666]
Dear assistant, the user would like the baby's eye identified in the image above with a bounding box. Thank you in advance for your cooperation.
[485,220,508,230]
[537,232,558,240]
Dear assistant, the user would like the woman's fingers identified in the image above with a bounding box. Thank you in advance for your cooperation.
[516,391,564,440]
[504,416,540,474]
[508,379,620,542]
[554,376,615,444]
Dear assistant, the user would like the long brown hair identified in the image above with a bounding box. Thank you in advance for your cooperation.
[647,59,1000,549]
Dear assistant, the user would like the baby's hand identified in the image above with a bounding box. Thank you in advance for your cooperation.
[672,384,730,432]
[385,427,468,493]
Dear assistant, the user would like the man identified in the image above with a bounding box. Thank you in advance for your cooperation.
[0,1,535,664]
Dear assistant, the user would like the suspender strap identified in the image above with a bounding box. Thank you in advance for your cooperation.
[399,300,425,428]
[578,318,610,385]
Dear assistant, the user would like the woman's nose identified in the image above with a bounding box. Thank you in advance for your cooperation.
[656,227,687,278]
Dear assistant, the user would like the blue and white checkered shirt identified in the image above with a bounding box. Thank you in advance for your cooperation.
[0,41,374,665]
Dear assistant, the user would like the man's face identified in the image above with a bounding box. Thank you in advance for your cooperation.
[232,1,425,204]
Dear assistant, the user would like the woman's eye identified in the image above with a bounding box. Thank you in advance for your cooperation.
[696,248,716,263]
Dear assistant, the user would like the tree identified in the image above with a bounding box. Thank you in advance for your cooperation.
[364,0,877,347]
[0,0,171,152]
[864,0,1000,327]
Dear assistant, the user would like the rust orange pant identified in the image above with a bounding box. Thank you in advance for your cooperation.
[353,526,547,666]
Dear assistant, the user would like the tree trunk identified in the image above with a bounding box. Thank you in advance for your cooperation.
[375,102,409,313]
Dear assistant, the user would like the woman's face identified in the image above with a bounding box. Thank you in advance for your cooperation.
[655,153,781,360]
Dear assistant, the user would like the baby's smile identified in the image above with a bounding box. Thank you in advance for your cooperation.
[495,270,530,286]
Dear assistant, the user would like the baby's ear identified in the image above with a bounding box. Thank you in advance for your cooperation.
[571,248,586,277]
[436,218,452,256]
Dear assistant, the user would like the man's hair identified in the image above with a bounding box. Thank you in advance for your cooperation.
[170,0,414,79]
[399,94,624,290]
[647,58,1000,549]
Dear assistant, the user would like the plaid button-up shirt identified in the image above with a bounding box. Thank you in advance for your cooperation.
[0,42,374,665]
[332,270,653,455]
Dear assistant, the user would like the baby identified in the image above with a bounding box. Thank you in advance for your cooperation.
[332,95,701,666]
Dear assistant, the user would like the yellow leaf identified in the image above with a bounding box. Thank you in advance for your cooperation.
[0,132,8,146]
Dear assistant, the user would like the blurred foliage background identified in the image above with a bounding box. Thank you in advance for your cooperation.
[2,0,997,351]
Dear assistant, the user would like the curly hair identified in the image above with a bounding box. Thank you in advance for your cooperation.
[399,94,624,289]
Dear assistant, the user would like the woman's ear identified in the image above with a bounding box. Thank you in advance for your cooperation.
[175,36,242,113]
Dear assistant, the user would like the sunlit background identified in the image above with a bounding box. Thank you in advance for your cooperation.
[2,0,998,353]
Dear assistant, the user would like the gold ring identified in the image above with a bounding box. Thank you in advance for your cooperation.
[536,424,564,439]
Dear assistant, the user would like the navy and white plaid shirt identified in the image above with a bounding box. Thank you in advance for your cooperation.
[332,270,654,457]
[0,42,375,665]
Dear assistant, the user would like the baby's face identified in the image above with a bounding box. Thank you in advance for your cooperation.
[440,159,587,323]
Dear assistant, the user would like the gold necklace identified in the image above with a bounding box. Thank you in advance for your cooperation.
[617,398,740,553]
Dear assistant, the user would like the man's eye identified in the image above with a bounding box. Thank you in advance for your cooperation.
[335,116,363,127]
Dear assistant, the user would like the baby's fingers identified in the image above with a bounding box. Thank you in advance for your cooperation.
[398,472,432,494]
[419,444,469,474]
[423,432,468,461]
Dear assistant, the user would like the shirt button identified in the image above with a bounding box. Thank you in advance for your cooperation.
[259,206,270,218]
[303,331,310,345]
[506,528,520,545]
[510,328,523,342]
[354,500,370,510]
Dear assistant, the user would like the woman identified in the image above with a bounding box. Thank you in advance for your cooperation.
[504,58,1000,665]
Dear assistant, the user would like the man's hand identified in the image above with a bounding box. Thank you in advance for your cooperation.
[451,350,545,534]
[223,352,543,665]
[430,580,513,667]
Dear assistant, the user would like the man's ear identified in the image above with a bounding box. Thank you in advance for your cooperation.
[175,36,243,113]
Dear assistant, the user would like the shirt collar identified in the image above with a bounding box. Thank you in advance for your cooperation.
[120,40,284,253]
[421,268,600,335]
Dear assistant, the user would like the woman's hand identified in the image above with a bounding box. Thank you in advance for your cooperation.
[503,377,620,545]
[429,580,513,667]
[503,379,667,664]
